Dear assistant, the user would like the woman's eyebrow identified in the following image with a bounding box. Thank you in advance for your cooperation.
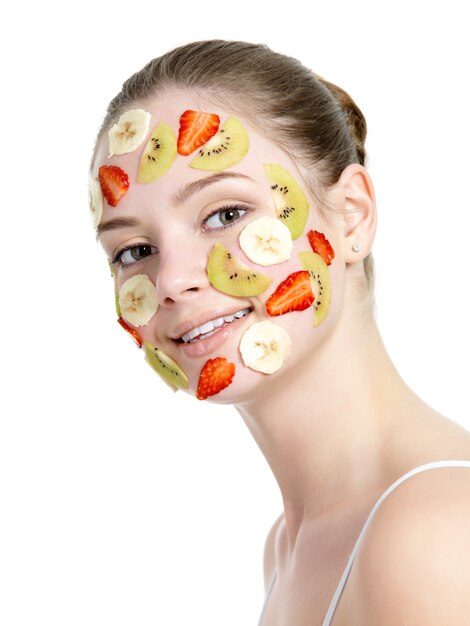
[95,216,141,241]
[95,172,255,241]
[172,171,255,206]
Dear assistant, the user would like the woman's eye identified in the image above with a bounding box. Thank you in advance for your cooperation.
[204,207,248,230]
[118,244,158,266]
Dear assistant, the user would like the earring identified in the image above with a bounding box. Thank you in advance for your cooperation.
[352,243,361,252]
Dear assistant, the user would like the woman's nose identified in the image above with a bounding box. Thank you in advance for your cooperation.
[155,244,209,307]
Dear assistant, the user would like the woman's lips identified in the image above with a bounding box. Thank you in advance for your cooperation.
[174,312,252,358]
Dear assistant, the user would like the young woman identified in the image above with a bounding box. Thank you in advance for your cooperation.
[89,40,470,625]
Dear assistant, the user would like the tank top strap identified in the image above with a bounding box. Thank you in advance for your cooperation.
[322,459,470,626]
[258,569,277,626]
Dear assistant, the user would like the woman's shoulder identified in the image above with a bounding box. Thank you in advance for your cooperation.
[347,459,470,625]
[366,459,470,538]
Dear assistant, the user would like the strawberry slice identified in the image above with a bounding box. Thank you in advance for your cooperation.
[266,271,314,317]
[177,110,220,156]
[307,230,335,265]
[117,317,143,348]
[196,357,235,401]
[98,165,130,207]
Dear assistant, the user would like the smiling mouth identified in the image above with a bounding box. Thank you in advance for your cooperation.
[174,307,253,344]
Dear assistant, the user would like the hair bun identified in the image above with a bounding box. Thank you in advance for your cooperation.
[313,73,367,167]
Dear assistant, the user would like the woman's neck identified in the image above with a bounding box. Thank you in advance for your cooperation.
[236,309,420,549]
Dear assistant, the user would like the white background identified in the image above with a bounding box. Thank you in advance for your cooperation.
[1,1,469,624]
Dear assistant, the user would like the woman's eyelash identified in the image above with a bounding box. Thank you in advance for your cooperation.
[110,243,158,268]
[202,204,252,231]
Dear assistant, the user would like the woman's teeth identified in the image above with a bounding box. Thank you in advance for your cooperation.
[179,308,251,343]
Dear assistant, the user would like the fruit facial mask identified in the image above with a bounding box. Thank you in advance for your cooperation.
[307,230,335,265]
[196,357,236,400]
[117,317,143,348]
[190,116,249,171]
[264,164,309,239]
[99,165,130,207]
[138,122,177,183]
[177,110,220,156]
[239,320,291,374]
[118,274,159,327]
[298,251,331,327]
[144,341,189,391]
[266,271,314,316]
[108,109,151,156]
[239,216,293,266]
[88,176,104,227]
[206,243,272,296]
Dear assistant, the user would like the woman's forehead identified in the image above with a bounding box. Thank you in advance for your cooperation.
[92,93,302,198]
[89,90,322,239]
[97,94,269,158]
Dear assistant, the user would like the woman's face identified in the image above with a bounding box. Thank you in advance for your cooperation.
[92,91,346,403]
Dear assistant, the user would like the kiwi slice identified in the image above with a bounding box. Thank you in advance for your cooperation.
[190,117,249,171]
[137,122,177,183]
[264,164,310,240]
[298,251,331,327]
[207,243,272,296]
[144,341,189,391]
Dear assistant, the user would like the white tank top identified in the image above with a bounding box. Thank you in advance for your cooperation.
[258,459,470,626]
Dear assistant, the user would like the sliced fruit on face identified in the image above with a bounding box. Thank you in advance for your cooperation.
[144,341,189,391]
[190,116,249,171]
[298,251,331,327]
[117,317,143,348]
[137,122,177,183]
[118,273,159,327]
[266,271,314,317]
[239,320,291,374]
[307,230,335,265]
[207,243,272,297]
[239,216,293,266]
[98,165,130,207]
[107,259,121,313]
[196,357,235,400]
[108,108,151,156]
[177,110,220,156]
[114,285,121,316]
[264,164,310,240]
[88,176,103,228]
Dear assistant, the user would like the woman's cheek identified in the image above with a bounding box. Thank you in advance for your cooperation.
[104,145,339,401]
[201,212,338,394]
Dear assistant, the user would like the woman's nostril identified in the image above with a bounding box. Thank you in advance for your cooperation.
[162,287,199,305]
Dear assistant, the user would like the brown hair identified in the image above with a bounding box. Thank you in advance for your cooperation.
[92,40,375,300]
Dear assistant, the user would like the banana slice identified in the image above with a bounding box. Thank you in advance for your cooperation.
[239,320,291,374]
[88,176,103,228]
[239,216,293,266]
[118,274,158,327]
[108,108,151,156]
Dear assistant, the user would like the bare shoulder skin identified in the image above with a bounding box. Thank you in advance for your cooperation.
[344,460,470,625]
[261,412,470,626]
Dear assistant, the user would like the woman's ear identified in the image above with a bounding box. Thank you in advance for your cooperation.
[331,163,377,264]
